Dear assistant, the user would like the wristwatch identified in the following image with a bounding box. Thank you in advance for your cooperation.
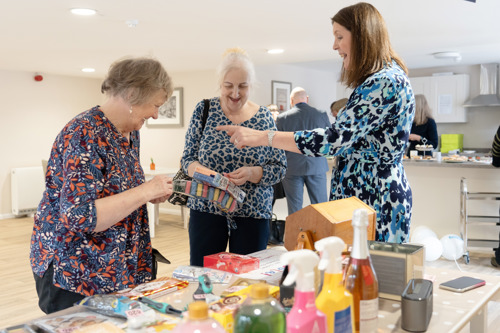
[268,130,276,147]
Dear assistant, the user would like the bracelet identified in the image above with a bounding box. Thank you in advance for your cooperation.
[268,130,276,147]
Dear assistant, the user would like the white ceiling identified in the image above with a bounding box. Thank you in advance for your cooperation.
[1,0,499,79]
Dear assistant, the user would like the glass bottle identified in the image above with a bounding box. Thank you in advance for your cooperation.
[233,283,286,333]
[343,209,378,333]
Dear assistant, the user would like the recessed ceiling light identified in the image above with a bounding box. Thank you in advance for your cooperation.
[267,49,284,55]
[81,68,95,73]
[433,52,462,62]
[70,8,97,16]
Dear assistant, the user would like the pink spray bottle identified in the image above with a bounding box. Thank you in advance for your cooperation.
[281,249,327,333]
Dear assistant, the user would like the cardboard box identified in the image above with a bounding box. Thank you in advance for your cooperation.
[284,196,376,251]
[368,241,424,301]
[204,252,260,274]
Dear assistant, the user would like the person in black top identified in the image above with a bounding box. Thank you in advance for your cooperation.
[407,94,438,156]
[490,125,500,267]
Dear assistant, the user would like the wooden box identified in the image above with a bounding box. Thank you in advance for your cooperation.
[283,196,376,251]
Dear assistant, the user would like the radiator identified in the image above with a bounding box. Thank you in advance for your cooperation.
[11,166,45,215]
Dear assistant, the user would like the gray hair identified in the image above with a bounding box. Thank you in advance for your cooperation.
[216,47,256,88]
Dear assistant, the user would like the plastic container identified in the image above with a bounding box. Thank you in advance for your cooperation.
[315,236,354,333]
[281,249,327,333]
[233,283,286,333]
[171,301,225,333]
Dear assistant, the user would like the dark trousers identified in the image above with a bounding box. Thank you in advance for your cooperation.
[188,209,270,267]
[33,263,85,314]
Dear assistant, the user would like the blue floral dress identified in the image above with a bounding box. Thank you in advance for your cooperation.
[181,97,286,219]
[30,107,152,296]
[295,63,415,243]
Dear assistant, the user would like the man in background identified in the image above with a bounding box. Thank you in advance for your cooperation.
[276,87,331,215]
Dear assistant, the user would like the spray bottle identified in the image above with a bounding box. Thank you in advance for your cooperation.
[315,236,354,333]
[281,249,327,333]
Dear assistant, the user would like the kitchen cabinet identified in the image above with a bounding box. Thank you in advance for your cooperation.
[410,74,470,123]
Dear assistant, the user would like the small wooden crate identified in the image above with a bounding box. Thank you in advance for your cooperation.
[283,196,376,251]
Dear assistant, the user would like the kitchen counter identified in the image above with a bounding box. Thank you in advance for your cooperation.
[403,159,494,169]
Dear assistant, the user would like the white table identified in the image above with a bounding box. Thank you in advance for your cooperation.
[377,266,500,333]
[143,167,189,237]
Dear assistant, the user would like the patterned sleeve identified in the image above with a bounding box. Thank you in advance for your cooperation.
[254,108,287,186]
[181,100,205,173]
[295,73,407,157]
[492,125,500,167]
[57,122,102,233]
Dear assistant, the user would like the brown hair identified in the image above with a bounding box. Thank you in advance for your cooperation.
[413,94,433,125]
[101,57,173,105]
[331,2,408,89]
[330,98,348,116]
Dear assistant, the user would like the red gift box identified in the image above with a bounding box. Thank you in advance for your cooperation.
[204,252,260,274]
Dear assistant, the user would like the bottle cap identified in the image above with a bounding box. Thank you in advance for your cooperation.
[188,301,209,320]
[315,236,345,274]
[280,249,319,292]
[251,283,270,299]
[352,208,369,228]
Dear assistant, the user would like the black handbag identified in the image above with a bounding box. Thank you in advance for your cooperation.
[268,214,285,245]
[167,99,210,206]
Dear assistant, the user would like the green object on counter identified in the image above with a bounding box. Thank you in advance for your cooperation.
[441,134,464,153]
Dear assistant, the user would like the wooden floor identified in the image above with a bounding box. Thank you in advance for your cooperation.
[1,214,500,331]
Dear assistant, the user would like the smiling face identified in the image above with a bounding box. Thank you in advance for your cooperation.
[129,89,167,131]
[333,22,352,70]
[220,67,250,114]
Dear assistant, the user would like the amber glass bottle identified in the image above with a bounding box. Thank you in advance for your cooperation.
[343,209,378,333]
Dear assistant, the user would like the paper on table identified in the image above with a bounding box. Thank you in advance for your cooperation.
[237,247,287,285]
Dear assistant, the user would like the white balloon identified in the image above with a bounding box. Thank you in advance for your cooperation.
[411,226,438,244]
[440,234,465,261]
[420,237,443,261]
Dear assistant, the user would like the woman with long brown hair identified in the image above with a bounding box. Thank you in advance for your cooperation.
[218,2,415,244]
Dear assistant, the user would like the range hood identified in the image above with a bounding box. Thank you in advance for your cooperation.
[463,63,500,107]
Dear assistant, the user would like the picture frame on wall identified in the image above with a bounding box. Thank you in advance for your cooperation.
[271,80,292,112]
[147,87,183,127]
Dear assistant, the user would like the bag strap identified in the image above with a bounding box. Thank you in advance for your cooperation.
[201,99,210,132]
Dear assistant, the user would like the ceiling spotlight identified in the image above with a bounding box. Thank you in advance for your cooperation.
[267,49,284,55]
[70,8,97,16]
[433,52,462,62]
[81,68,95,73]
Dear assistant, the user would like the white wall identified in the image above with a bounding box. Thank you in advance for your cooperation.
[410,64,500,149]
[0,64,340,217]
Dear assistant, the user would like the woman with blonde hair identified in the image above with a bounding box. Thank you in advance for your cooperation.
[407,94,438,156]
[181,48,286,266]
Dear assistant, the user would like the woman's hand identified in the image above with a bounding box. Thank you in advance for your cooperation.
[216,125,267,148]
[224,166,263,185]
[409,133,422,142]
[147,175,173,202]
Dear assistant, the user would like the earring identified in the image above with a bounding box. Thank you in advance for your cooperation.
[129,107,133,114]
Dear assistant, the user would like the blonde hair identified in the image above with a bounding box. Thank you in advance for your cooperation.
[413,94,433,125]
[216,47,256,88]
[101,57,173,105]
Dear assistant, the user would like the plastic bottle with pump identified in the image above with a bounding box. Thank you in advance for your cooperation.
[280,249,327,333]
[233,282,286,333]
[171,301,225,333]
[343,209,378,333]
[315,236,354,333]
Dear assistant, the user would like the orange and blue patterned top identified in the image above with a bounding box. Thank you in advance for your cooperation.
[30,106,153,296]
